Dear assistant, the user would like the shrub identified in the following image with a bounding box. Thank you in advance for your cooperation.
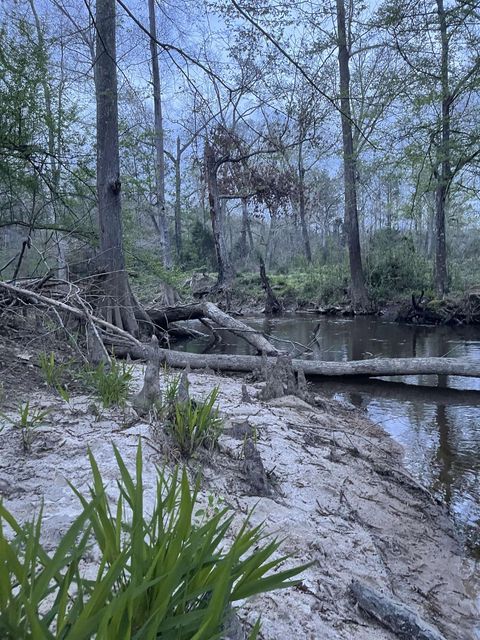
[180,219,217,270]
[0,442,308,639]
[82,359,133,408]
[365,229,431,301]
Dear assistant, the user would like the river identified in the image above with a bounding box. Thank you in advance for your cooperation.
[176,313,480,558]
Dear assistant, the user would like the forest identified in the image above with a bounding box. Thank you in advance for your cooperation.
[1,0,479,317]
[0,1,480,639]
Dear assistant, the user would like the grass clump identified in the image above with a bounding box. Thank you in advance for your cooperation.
[0,442,307,639]
[82,358,133,408]
[163,375,223,458]
[170,387,223,458]
[0,401,50,452]
[38,351,71,400]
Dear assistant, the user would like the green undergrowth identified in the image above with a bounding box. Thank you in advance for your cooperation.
[163,376,223,458]
[0,442,307,639]
[81,359,133,408]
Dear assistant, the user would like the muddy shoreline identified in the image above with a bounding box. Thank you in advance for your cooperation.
[0,360,478,639]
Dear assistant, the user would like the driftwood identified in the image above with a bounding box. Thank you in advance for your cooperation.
[0,280,144,349]
[147,300,279,355]
[350,580,445,640]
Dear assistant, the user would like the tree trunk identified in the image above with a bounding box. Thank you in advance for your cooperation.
[434,0,450,297]
[174,136,182,256]
[239,197,249,258]
[205,140,233,286]
[29,0,68,280]
[95,0,138,334]
[265,214,276,271]
[148,0,171,269]
[298,141,312,263]
[259,256,282,315]
[336,0,371,312]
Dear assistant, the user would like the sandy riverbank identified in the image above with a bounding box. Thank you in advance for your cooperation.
[0,366,478,639]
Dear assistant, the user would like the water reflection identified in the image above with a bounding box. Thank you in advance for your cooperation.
[176,315,480,554]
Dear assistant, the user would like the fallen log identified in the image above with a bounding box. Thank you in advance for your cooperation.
[3,280,480,381]
[350,580,445,640]
[147,301,279,355]
[104,339,480,380]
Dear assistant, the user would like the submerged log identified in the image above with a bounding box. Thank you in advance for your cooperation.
[350,580,445,640]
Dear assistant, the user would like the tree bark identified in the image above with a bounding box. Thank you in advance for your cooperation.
[95,0,138,333]
[205,140,233,286]
[174,136,182,256]
[239,197,250,258]
[298,141,312,263]
[336,0,371,312]
[259,256,282,315]
[148,0,171,269]
[106,340,480,380]
[434,0,450,297]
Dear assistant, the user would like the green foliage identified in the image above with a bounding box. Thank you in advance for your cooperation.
[171,388,223,458]
[82,359,133,408]
[180,219,217,270]
[365,229,431,301]
[0,401,51,453]
[0,442,307,639]
[38,351,63,387]
[163,377,223,458]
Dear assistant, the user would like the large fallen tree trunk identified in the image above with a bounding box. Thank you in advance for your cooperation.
[105,338,480,379]
[147,301,279,355]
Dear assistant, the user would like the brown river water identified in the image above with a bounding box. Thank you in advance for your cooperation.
[177,314,480,558]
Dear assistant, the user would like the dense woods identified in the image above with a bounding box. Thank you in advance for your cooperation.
[1,0,480,316]
[1,3,480,637]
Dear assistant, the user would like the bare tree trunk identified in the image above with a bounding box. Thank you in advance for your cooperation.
[95,0,138,334]
[298,141,312,263]
[336,0,371,312]
[237,197,252,259]
[265,214,276,271]
[434,0,450,297]
[205,140,233,286]
[174,136,182,256]
[259,256,282,315]
[148,0,171,269]
[29,0,68,280]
